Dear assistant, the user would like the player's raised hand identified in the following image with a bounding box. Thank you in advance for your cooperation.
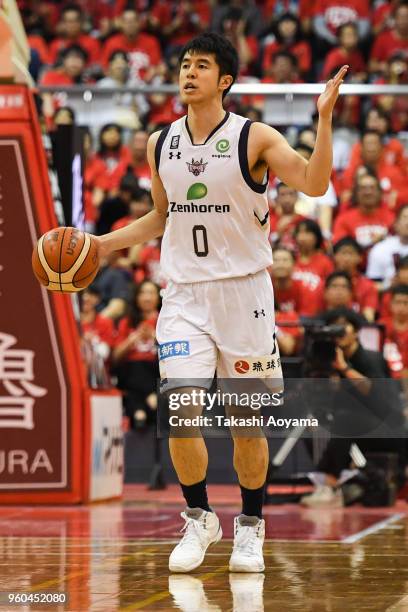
[317,65,348,120]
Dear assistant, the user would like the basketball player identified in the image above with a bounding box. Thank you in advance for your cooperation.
[96,33,347,573]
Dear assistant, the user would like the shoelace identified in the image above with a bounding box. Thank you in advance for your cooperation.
[178,516,206,548]
[233,525,260,555]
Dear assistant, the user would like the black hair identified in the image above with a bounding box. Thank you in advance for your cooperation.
[98,123,123,154]
[61,3,82,18]
[85,284,101,297]
[336,21,358,38]
[128,280,161,328]
[333,236,363,255]
[119,172,140,196]
[275,13,301,44]
[294,218,323,249]
[108,50,129,63]
[276,181,295,192]
[397,256,408,270]
[351,170,382,205]
[54,105,76,123]
[397,204,408,219]
[390,284,408,297]
[295,142,314,156]
[365,105,391,129]
[323,306,365,330]
[61,43,88,63]
[179,33,239,99]
[272,49,298,67]
[272,245,296,261]
[325,270,353,290]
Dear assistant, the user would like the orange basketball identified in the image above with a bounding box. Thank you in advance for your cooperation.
[32,226,100,292]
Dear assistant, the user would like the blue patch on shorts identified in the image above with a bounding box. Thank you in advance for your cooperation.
[158,341,190,360]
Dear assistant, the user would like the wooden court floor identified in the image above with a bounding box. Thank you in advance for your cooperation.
[0,486,407,611]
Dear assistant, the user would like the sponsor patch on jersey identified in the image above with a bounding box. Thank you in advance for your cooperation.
[159,341,190,360]
[170,135,180,149]
[186,182,207,200]
[234,356,282,376]
[215,138,230,153]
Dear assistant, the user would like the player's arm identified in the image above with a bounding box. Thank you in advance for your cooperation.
[253,66,348,197]
[97,131,168,256]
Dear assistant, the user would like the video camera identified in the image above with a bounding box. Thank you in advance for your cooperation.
[303,322,346,378]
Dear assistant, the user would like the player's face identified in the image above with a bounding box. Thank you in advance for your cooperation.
[179,52,228,104]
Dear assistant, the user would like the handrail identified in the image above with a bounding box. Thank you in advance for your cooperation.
[37,83,408,96]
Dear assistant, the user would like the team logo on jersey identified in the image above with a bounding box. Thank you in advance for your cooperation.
[186,183,207,200]
[215,139,230,153]
[169,151,181,160]
[186,158,208,176]
[170,135,180,149]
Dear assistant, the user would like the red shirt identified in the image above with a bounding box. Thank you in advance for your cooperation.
[262,0,315,20]
[115,316,158,362]
[134,241,165,287]
[263,40,312,74]
[332,206,395,248]
[380,291,392,319]
[348,139,407,176]
[294,251,334,282]
[150,0,211,46]
[352,273,379,311]
[341,160,408,208]
[274,278,324,317]
[85,146,132,193]
[101,33,161,80]
[131,162,152,191]
[269,211,305,247]
[379,317,408,378]
[321,47,365,80]
[28,35,51,64]
[49,35,101,66]
[40,70,76,86]
[371,30,408,64]
[82,314,116,347]
[314,0,370,34]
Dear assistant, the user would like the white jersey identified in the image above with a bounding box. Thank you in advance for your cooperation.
[155,112,273,283]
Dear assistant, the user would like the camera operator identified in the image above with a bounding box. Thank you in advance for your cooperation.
[301,307,405,507]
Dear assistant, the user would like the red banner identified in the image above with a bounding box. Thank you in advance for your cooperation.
[0,85,88,502]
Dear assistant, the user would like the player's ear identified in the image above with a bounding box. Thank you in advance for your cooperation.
[219,74,233,92]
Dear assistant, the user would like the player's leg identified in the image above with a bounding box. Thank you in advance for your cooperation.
[157,282,222,572]
[215,270,283,572]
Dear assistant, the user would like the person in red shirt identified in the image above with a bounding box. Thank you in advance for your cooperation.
[380,284,408,379]
[253,50,302,109]
[219,7,259,77]
[348,107,407,176]
[372,53,408,133]
[263,13,312,77]
[340,131,408,210]
[128,130,152,191]
[333,237,379,321]
[293,219,334,289]
[40,44,90,86]
[321,22,366,81]
[269,182,306,247]
[333,173,395,249]
[275,309,303,356]
[112,280,161,428]
[379,256,408,319]
[85,123,132,210]
[151,0,209,49]
[313,0,370,52]
[111,189,152,233]
[49,4,101,67]
[101,7,161,82]
[80,286,116,385]
[370,2,408,74]
[271,246,325,317]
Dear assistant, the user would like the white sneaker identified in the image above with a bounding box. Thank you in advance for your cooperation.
[229,515,265,573]
[229,573,265,611]
[168,575,221,612]
[169,508,222,573]
[300,485,343,507]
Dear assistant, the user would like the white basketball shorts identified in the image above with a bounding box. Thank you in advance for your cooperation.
[156,269,283,392]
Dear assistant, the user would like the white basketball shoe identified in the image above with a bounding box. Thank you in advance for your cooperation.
[229,515,265,572]
[169,508,223,573]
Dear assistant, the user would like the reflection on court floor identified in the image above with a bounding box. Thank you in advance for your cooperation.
[0,488,407,611]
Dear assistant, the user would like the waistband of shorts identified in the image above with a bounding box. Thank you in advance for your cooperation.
[168,267,268,290]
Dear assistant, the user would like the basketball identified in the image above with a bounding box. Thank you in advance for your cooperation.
[32,226,100,293]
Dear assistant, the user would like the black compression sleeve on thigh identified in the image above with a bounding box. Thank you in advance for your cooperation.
[180,478,211,512]
[240,483,265,520]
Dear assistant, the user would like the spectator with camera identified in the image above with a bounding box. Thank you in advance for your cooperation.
[302,307,404,507]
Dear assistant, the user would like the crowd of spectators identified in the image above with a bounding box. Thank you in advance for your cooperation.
[23,0,408,436]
